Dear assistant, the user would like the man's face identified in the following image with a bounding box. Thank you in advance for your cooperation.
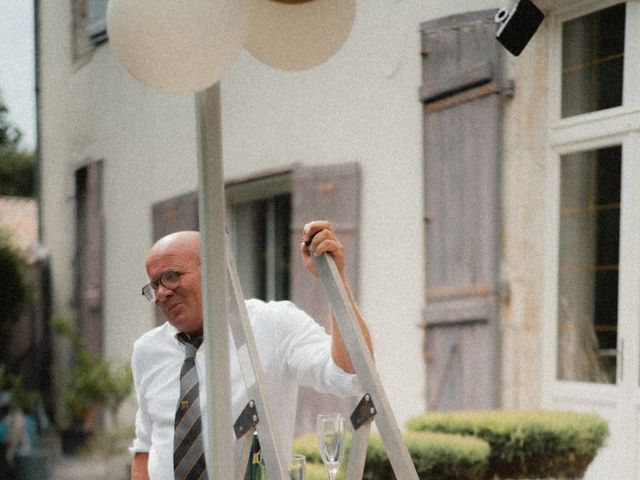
[145,235,203,335]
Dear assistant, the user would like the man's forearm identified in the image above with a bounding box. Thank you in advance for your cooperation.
[131,452,149,480]
[331,278,373,373]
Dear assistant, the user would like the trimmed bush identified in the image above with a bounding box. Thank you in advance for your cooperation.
[365,431,489,480]
[305,461,342,480]
[293,430,490,480]
[292,433,325,465]
[406,410,609,479]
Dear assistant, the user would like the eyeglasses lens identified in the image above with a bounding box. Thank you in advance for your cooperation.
[142,271,182,302]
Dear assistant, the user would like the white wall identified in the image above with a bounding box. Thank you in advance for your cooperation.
[219,0,505,427]
[40,0,522,433]
[500,18,550,409]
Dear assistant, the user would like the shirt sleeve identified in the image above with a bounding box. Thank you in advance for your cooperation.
[129,340,152,453]
[273,301,361,397]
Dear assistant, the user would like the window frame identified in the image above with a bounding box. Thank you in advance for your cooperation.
[549,1,640,147]
[543,0,640,401]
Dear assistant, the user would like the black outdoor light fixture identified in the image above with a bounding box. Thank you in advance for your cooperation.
[495,0,545,56]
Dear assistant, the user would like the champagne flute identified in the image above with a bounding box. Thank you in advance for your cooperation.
[316,414,345,480]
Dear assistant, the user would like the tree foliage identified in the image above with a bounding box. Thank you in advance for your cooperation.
[0,92,35,197]
[0,230,30,364]
[0,149,35,197]
[0,101,22,146]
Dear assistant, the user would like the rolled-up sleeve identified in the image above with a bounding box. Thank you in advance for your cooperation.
[276,301,361,397]
[129,342,152,453]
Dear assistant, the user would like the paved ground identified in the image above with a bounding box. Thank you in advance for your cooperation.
[19,431,130,480]
[50,454,129,480]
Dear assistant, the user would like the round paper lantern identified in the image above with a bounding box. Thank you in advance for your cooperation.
[246,0,356,71]
[107,0,247,94]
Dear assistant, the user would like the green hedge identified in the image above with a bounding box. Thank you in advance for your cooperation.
[293,430,490,480]
[406,410,609,479]
[304,461,335,480]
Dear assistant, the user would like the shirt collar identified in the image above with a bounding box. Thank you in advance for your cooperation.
[176,331,204,348]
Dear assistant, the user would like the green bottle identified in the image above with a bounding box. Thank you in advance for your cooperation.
[245,432,266,480]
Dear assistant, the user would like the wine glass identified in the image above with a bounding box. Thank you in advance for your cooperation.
[316,413,345,480]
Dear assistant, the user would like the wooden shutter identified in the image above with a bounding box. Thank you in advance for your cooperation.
[152,192,200,241]
[290,162,361,434]
[75,161,104,355]
[290,163,360,323]
[420,11,506,410]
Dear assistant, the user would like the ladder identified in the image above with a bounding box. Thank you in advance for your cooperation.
[195,85,416,479]
[223,231,420,479]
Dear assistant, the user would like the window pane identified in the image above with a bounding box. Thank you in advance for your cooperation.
[231,202,267,300]
[561,4,625,118]
[230,194,291,302]
[272,194,291,301]
[557,146,621,383]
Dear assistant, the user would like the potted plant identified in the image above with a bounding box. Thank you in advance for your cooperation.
[60,349,108,454]
[52,317,133,455]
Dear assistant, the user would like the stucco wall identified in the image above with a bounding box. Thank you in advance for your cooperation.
[39,0,534,436]
[500,17,549,409]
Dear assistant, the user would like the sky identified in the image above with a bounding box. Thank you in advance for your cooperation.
[0,0,36,149]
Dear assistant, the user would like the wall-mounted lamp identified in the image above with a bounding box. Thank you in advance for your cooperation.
[495,0,545,56]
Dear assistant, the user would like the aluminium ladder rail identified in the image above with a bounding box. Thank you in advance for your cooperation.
[312,253,420,480]
[225,231,290,480]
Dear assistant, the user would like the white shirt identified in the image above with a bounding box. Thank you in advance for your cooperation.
[130,299,360,480]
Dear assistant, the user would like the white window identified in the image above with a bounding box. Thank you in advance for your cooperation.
[549,1,635,386]
[544,3,640,475]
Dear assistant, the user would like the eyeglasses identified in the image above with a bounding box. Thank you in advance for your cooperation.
[141,270,184,302]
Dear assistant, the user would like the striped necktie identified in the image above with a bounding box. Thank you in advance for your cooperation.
[174,334,207,480]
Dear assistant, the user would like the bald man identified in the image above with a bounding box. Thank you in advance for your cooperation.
[130,221,372,480]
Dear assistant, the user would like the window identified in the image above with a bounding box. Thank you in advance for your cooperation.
[74,162,104,355]
[557,146,621,383]
[71,0,107,62]
[553,3,632,385]
[561,3,625,117]
[227,174,292,302]
[87,0,108,44]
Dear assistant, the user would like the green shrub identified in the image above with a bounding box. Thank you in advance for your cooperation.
[293,430,490,480]
[406,410,609,479]
[365,432,489,480]
[292,433,324,465]
[305,461,338,480]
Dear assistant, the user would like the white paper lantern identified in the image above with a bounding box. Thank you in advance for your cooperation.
[107,0,247,94]
[246,0,356,71]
